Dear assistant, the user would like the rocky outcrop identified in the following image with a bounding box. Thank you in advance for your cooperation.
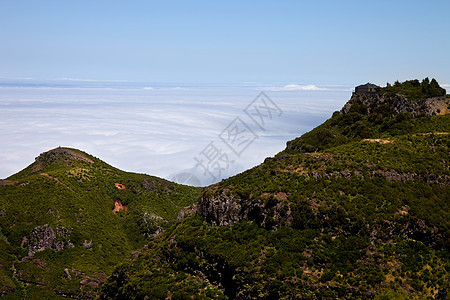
[140,178,169,192]
[341,93,449,117]
[28,225,74,256]
[199,189,292,229]
[200,189,446,250]
[177,205,198,221]
[36,147,94,164]
[199,191,244,226]
[370,215,446,250]
[139,212,165,237]
[83,240,93,249]
[301,169,449,186]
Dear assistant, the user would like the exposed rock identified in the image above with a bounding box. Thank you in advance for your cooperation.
[83,240,93,249]
[140,178,169,191]
[177,205,199,221]
[80,277,100,288]
[28,225,74,256]
[287,167,449,186]
[200,188,445,249]
[199,189,292,229]
[29,225,55,254]
[35,147,94,165]
[370,215,445,250]
[341,93,449,117]
[140,212,165,238]
[64,268,72,279]
[55,226,75,250]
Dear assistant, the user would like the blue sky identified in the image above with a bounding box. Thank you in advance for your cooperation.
[1,0,449,85]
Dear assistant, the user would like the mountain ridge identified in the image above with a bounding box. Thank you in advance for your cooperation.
[0,78,449,299]
[0,147,201,298]
[98,79,449,299]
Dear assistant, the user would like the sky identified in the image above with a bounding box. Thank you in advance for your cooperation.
[1,0,449,85]
[0,1,449,185]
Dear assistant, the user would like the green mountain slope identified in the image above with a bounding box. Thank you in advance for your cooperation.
[0,148,201,298]
[99,79,449,299]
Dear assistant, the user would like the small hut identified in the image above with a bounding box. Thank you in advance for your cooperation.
[355,83,378,94]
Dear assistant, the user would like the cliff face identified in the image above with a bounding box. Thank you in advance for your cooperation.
[198,187,446,250]
[199,189,292,229]
[341,93,449,117]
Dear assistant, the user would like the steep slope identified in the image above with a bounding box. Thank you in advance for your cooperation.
[0,147,201,298]
[99,79,449,299]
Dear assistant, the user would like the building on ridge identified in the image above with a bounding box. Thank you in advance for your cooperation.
[354,83,379,94]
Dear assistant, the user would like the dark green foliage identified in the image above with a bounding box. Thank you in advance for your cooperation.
[380,78,446,100]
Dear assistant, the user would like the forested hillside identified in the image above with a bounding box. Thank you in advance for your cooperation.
[99,79,449,299]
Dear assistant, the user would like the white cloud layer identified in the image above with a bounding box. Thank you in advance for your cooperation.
[266,84,327,91]
[0,82,349,186]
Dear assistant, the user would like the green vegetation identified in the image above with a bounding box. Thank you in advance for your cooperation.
[1,78,449,299]
[99,79,449,299]
[379,78,446,100]
[0,148,201,298]
[287,78,449,153]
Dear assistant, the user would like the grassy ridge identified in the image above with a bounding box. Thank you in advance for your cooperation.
[98,81,449,299]
[0,148,201,298]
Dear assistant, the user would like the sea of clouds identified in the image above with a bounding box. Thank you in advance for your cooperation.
[0,79,352,186]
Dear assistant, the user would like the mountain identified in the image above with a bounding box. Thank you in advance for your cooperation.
[0,78,448,299]
[0,148,201,298]
[98,78,449,299]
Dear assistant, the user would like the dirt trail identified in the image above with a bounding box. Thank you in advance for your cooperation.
[364,139,393,144]
[40,173,74,192]
[0,180,16,186]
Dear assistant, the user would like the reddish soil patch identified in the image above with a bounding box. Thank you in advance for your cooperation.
[113,199,128,214]
[115,183,126,190]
